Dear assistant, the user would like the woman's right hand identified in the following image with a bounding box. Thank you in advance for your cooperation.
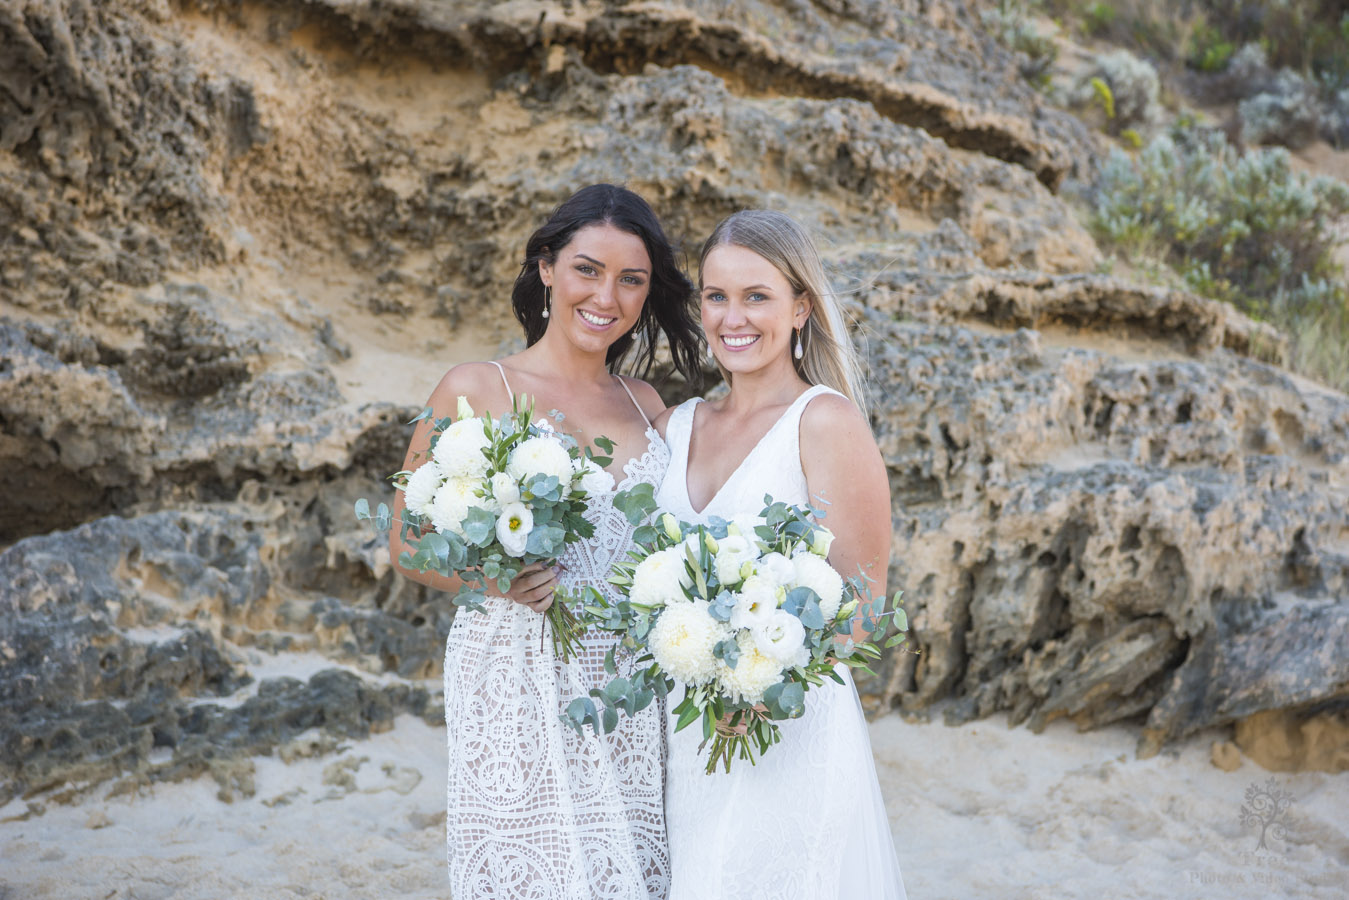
[504,563,559,614]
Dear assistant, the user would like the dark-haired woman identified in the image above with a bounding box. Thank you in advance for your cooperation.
[389,184,702,899]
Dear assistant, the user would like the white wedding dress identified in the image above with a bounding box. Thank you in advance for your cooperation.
[655,385,907,900]
[443,362,670,899]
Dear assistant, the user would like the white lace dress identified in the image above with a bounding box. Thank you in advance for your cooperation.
[443,365,671,900]
[654,386,907,900]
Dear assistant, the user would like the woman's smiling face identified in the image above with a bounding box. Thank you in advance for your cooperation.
[539,223,651,354]
[701,243,809,377]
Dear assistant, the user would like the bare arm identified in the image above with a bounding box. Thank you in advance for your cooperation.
[799,393,892,642]
[388,362,559,612]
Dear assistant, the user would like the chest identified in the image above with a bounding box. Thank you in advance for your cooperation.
[522,392,654,479]
[684,403,800,511]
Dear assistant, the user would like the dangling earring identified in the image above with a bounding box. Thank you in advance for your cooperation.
[706,341,715,362]
[542,285,551,319]
[793,325,804,360]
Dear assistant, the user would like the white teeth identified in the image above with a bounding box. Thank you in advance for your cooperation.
[722,335,758,347]
[579,310,616,326]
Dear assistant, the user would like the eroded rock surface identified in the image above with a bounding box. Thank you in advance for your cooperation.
[2,0,1347,804]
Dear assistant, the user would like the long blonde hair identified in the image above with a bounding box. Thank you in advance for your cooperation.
[698,210,868,415]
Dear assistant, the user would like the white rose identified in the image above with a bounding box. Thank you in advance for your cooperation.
[401,461,444,519]
[574,456,616,495]
[433,419,492,480]
[714,535,757,586]
[715,635,787,704]
[495,502,533,557]
[456,395,474,420]
[490,472,521,508]
[790,552,845,621]
[755,552,795,587]
[629,547,694,608]
[729,576,778,632]
[751,609,809,666]
[506,435,574,485]
[430,477,483,537]
[649,599,728,686]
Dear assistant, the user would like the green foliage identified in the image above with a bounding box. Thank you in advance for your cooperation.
[1090,76,1116,118]
[1083,2,1116,36]
[1092,128,1349,390]
[1187,22,1235,72]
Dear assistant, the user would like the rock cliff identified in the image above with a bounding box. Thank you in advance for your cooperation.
[2,0,1346,807]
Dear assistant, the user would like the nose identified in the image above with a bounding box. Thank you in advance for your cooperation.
[593,277,618,309]
[723,298,748,327]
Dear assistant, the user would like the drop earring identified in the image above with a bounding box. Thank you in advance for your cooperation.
[706,341,715,362]
[542,285,551,319]
[793,325,804,360]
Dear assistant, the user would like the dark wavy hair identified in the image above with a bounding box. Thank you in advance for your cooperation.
[511,184,702,385]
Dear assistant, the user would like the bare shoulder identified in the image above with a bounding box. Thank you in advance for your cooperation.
[426,361,506,412]
[616,375,668,425]
[651,404,676,440]
[800,390,872,442]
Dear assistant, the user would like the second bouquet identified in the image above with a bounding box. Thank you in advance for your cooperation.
[357,394,616,662]
[565,496,907,773]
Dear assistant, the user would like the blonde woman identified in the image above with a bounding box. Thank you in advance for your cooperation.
[652,210,906,898]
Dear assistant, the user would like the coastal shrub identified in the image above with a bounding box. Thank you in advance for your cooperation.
[1070,49,1161,133]
[1092,128,1349,389]
[1238,69,1324,149]
[981,0,1058,86]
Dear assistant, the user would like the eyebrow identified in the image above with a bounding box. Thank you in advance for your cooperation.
[574,253,649,275]
[701,284,775,292]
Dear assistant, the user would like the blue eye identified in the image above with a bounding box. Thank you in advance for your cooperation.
[705,292,726,303]
[747,292,767,303]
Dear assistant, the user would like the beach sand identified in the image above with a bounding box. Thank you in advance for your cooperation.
[2,712,1345,899]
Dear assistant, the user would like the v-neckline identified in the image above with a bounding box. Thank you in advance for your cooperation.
[681,387,820,516]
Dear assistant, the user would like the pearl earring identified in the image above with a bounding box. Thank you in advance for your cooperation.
[707,341,715,362]
[793,326,804,360]
[542,285,550,319]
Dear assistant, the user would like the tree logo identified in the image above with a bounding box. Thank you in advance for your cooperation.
[1239,778,1295,853]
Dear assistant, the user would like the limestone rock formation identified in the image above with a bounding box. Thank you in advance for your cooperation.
[2,0,1347,807]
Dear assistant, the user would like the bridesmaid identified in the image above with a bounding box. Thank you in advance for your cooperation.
[653,209,906,899]
[389,184,702,899]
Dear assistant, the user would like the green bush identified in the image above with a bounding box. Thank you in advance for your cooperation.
[982,0,1059,86]
[1092,128,1349,389]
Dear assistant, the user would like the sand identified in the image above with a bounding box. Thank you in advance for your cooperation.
[2,709,1345,900]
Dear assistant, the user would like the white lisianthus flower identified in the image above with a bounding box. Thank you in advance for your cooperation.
[729,575,779,631]
[496,502,534,557]
[506,436,574,485]
[714,535,757,585]
[716,635,787,704]
[533,416,556,434]
[755,552,796,588]
[661,513,683,541]
[752,609,809,667]
[649,599,727,685]
[809,526,835,558]
[433,419,492,480]
[490,472,521,508]
[430,477,483,536]
[727,514,768,542]
[629,547,693,608]
[401,461,444,519]
[455,395,474,420]
[791,552,845,621]
[574,456,616,495]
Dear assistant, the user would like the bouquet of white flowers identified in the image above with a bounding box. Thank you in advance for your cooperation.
[356,394,617,662]
[564,495,907,773]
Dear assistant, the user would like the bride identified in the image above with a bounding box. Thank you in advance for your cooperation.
[652,210,907,899]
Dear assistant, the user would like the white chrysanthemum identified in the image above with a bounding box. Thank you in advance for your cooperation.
[433,419,491,480]
[791,552,845,621]
[716,635,788,704]
[729,576,778,631]
[713,535,757,586]
[755,552,795,588]
[401,461,444,519]
[574,456,616,495]
[629,547,693,608]
[649,599,727,686]
[496,502,533,557]
[751,609,809,666]
[506,435,574,485]
[489,472,520,509]
[430,476,483,536]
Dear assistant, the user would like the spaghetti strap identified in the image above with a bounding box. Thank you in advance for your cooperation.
[488,360,513,405]
[614,376,653,428]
